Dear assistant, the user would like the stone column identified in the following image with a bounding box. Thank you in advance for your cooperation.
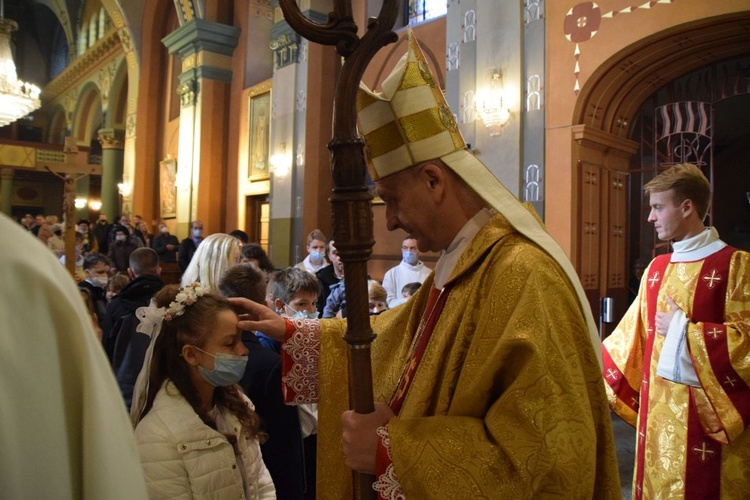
[163,19,240,238]
[97,127,125,220]
[0,167,13,215]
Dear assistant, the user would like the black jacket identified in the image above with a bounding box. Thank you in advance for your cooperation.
[178,237,201,271]
[315,264,343,313]
[78,280,107,326]
[152,233,179,263]
[102,274,164,408]
[240,332,308,500]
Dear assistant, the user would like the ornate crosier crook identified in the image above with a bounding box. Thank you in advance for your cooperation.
[278,0,400,496]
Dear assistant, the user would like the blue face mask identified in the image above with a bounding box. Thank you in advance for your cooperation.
[192,346,247,387]
[309,250,326,262]
[402,250,418,265]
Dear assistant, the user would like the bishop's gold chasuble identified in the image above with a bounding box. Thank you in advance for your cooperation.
[309,215,620,499]
[603,247,750,499]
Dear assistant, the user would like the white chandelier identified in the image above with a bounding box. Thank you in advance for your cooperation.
[0,7,41,128]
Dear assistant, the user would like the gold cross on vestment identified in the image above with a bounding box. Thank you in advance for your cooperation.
[692,442,715,462]
[702,269,722,289]
[706,327,722,339]
[648,272,660,288]
[724,376,737,388]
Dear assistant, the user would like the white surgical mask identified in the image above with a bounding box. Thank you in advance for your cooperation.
[282,302,320,320]
[90,276,109,288]
[115,235,126,242]
[192,229,203,238]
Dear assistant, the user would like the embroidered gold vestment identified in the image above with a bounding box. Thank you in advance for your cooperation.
[603,248,750,499]
[316,214,620,499]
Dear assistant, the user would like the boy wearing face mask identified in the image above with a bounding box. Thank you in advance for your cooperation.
[295,229,329,275]
[381,236,432,308]
[264,266,320,499]
[178,220,204,272]
[261,267,321,353]
[152,222,179,263]
[78,252,112,327]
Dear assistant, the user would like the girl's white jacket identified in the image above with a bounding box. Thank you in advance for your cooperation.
[134,381,276,499]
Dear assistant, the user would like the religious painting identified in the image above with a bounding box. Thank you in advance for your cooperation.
[248,80,272,180]
[159,157,177,219]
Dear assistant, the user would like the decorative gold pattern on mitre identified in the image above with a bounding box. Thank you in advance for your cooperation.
[357,29,466,181]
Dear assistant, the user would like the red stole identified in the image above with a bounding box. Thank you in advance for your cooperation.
[389,286,451,416]
[634,246,736,500]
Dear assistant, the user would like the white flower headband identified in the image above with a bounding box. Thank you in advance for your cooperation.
[165,283,208,320]
[131,282,209,427]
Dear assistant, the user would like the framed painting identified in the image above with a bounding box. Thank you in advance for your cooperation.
[159,157,177,219]
[248,80,272,180]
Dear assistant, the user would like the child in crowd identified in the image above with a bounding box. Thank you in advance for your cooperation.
[131,283,275,499]
[241,243,275,279]
[401,281,422,299]
[368,279,388,315]
[295,229,328,275]
[263,266,320,500]
[106,273,131,302]
[263,267,321,351]
[218,263,310,500]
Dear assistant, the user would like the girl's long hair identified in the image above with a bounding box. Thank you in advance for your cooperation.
[141,284,264,441]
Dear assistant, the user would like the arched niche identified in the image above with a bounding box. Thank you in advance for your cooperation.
[106,58,129,128]
[47,105,68,144]
[72,82,103,145]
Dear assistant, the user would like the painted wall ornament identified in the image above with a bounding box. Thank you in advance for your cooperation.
[563,0,675,94]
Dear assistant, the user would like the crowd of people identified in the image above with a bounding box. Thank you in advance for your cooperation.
[4,29,747,500]
[11,207,431,499]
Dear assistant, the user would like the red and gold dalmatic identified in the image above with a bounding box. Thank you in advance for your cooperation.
[603,245,750,499]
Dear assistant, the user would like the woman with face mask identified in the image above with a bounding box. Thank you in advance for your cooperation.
[131,284,275,499]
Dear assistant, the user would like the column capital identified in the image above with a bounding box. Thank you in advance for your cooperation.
[0,167,14,180]
[97,128,126,150]
[163,18,240,59]
[163,19,241,85]
[177,80,198,108]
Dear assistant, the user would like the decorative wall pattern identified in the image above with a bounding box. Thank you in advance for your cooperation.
[563,0,675,93]
[526,74,543,111]
[525,0,544,24]
[462,90,475,124]
[447,42,460,71]
[524,164,541,202]
[463,10,476,43]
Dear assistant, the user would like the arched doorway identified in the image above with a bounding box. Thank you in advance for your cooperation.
[628,55,750,277]
[571,12,750,330]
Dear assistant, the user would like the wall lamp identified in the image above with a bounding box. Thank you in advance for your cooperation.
[476,71,511,136]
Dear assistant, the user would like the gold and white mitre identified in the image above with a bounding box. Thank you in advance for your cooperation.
[356,28,603,366]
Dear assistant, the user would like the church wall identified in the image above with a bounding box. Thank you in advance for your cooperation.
[545,0,750,259]
[133,0,174,232]
[227,0,274,234]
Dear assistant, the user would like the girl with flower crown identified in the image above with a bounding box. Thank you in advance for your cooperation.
[130,284,276,499]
